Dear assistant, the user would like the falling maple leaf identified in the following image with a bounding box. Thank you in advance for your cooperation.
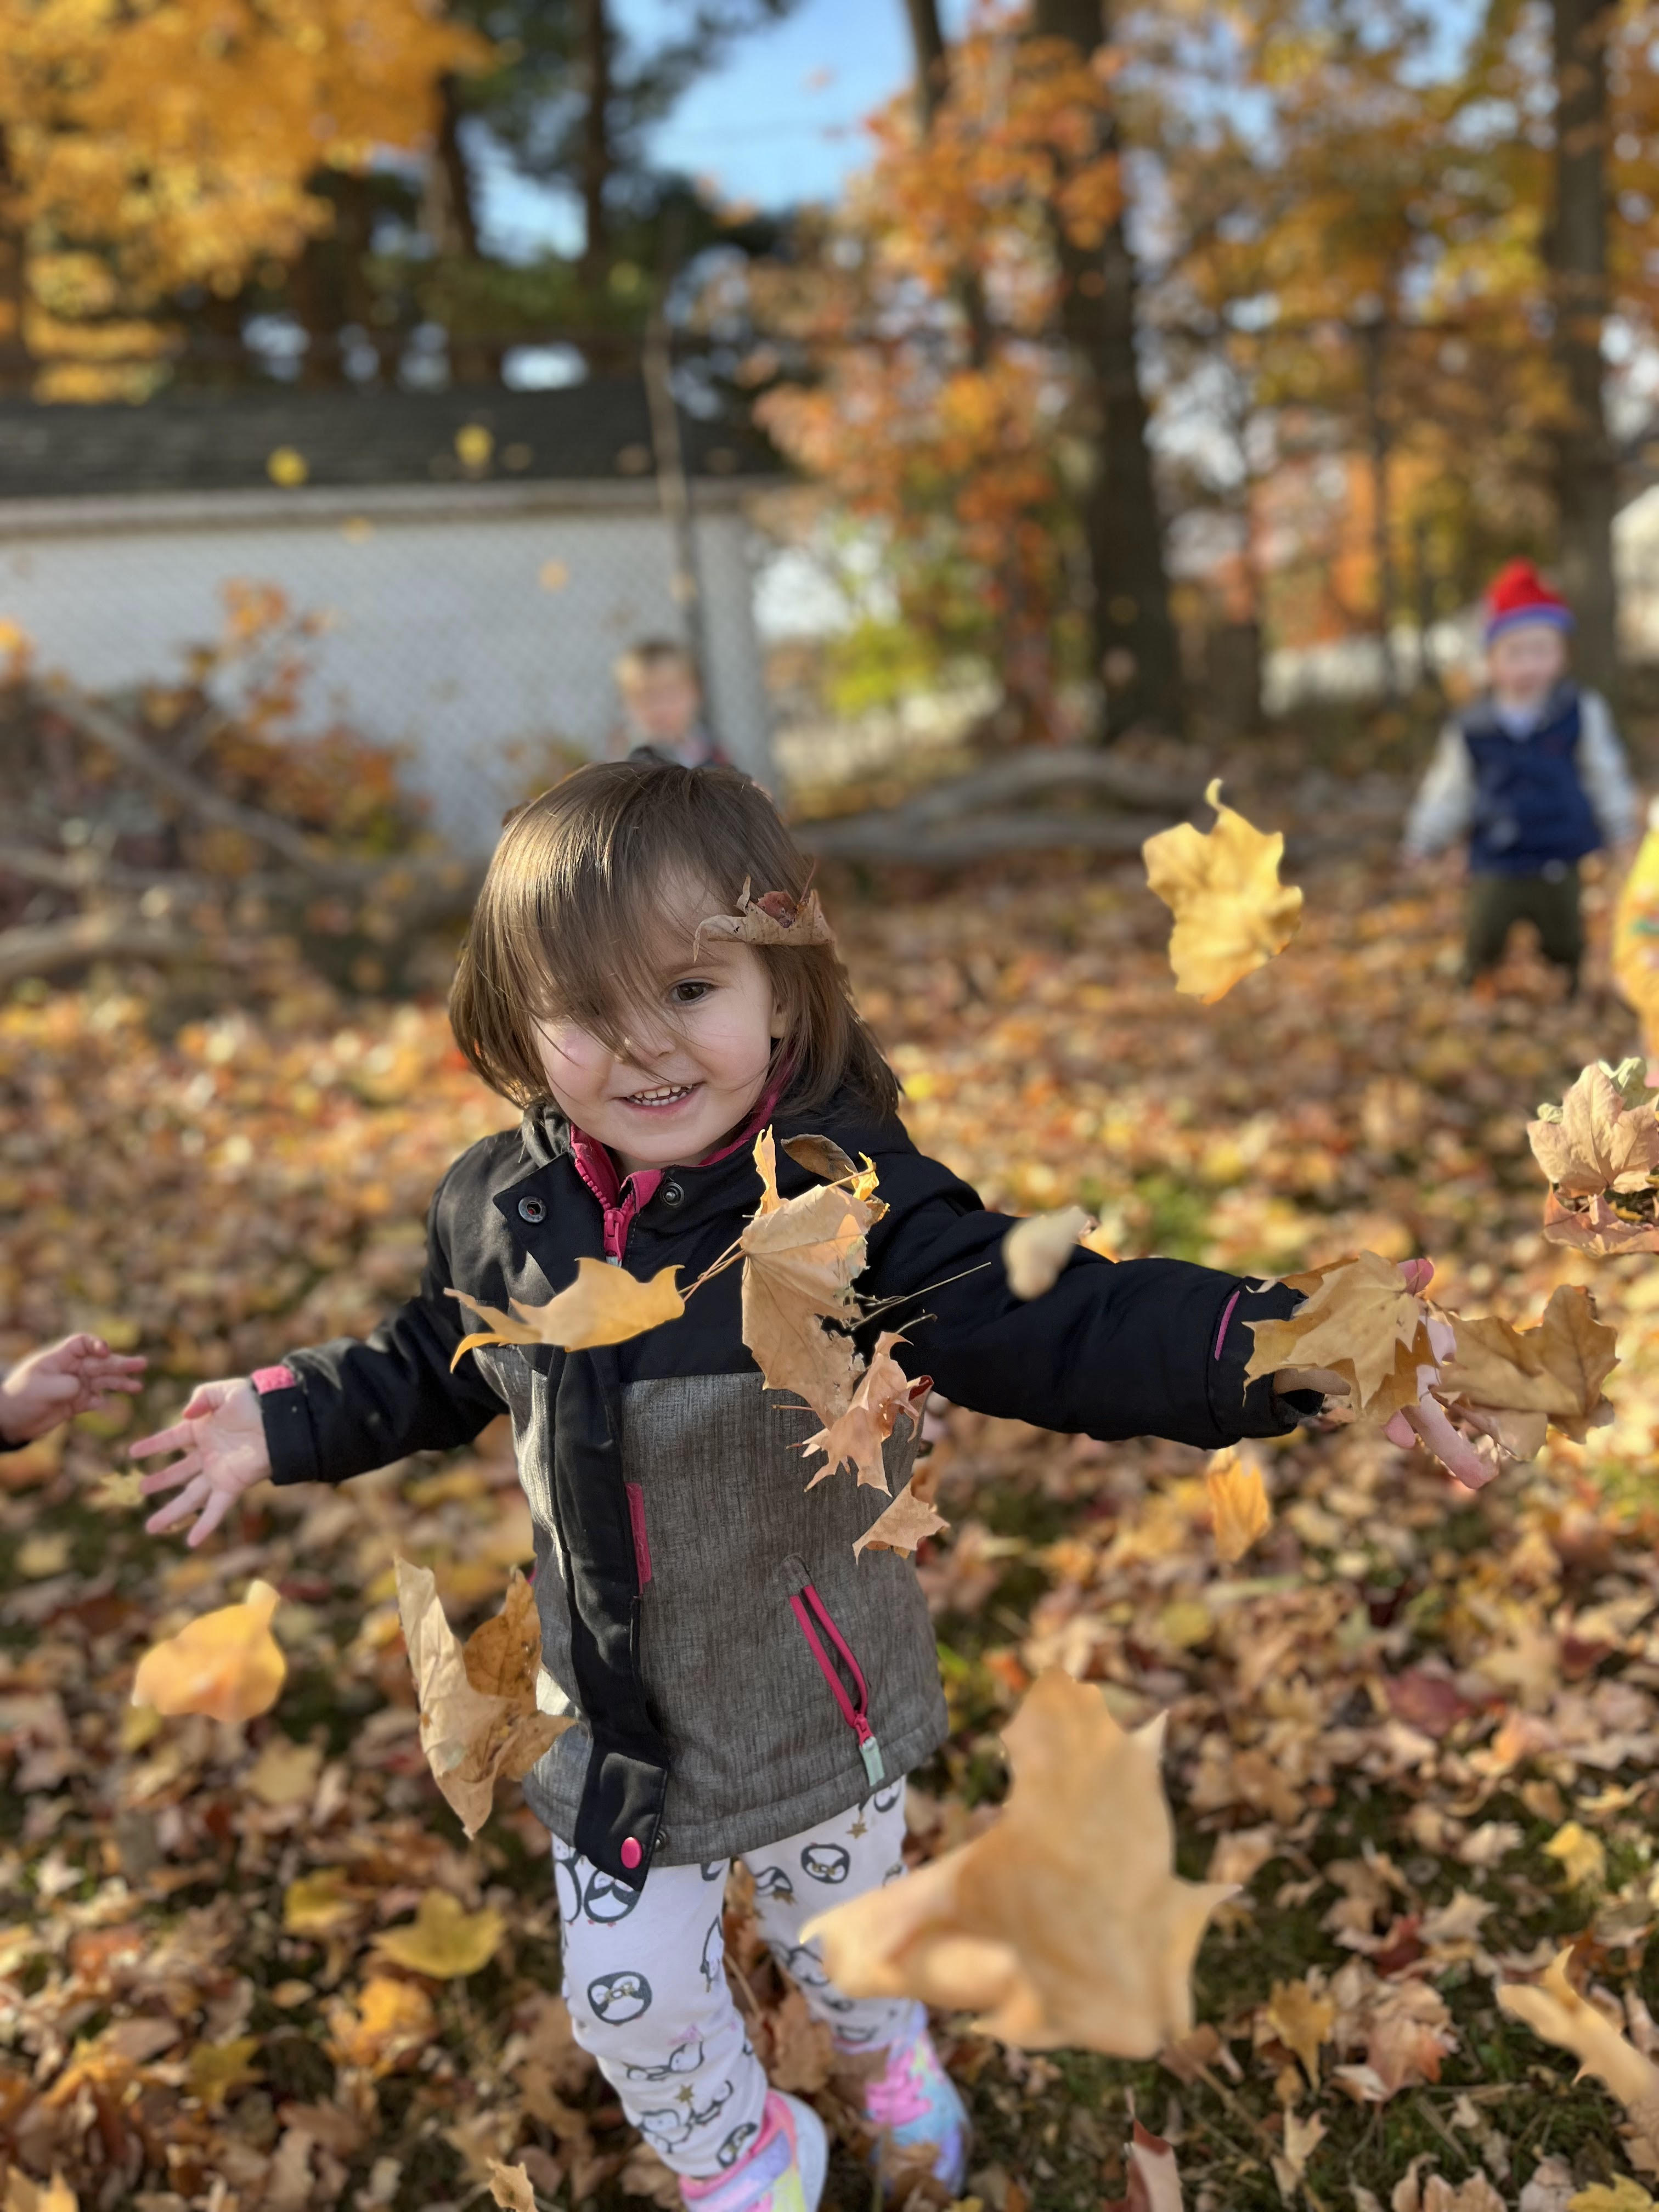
[3,2174,78,2212]
[741,1129,879,1423]
[448,1261,684,1363]
[395,1560,571,1840]
[1142,778,1302,1003]
[487,2161,537,2212]
[1498,1949,1659,2167]
[801,1331,928,1492]
[1530,1061,1659,1198]
[371,1888,505,1978]
[1206,1446,1271,1565]
[1002,1205,1091,1298]
[1245,1251,1432,1414]
[853,1462,949,1559]
[1435,1285,1618,1439]
[805,1669,1235,2053]
[1103,2120,1184,2212]
[130,1577,286,1723]
[696,876,836,950]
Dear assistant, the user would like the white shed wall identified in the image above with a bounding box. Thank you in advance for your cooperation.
[0,482,775,853]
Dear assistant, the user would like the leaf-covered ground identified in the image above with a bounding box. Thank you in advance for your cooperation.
[4,835,1659,2211]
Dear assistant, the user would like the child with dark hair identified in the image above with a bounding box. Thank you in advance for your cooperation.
[134,758,1329,2211]
[612,639,726,769]
[1403,559,1639,994]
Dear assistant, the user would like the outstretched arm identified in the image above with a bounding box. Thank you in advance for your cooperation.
[0,1334,146,1447]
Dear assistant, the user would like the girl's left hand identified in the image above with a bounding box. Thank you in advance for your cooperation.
[0,1334,148,1446]
[1383,1309,1493,1490]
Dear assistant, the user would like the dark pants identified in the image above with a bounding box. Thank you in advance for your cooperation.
[1464,866,1583,986]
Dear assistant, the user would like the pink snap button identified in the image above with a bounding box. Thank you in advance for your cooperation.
[620,1837,642,1870]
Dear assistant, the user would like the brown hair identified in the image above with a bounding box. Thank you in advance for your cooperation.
[450,759,900,1120]
[613,637,697,689]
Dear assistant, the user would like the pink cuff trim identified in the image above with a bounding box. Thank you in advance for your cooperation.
[1212,1289,1242,1361]
[252,1364,298,1394]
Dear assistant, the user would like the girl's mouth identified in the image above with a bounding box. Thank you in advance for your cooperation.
[619,1082,700,1111]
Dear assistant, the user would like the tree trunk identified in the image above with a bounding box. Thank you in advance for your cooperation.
[1549,0,1619,696]
[1030,0,1183,740]
[427,77,498,386]
[904,0,949,126]
[580,0,614,291]
[0,128,31,397]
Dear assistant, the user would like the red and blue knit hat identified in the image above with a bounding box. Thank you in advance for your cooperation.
[1485,558,1573,642]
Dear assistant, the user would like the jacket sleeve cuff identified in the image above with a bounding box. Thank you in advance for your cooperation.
[1206,1280,1322,1440]
[256,1367,323,1487]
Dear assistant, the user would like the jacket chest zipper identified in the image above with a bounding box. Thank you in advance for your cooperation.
[788,1581,885,1788]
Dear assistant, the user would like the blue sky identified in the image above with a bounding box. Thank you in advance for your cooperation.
[479,0,968,258]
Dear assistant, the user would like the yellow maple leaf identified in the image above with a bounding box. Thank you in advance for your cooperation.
[1206,1447,1271,1565]
[1543,1820,1607,1891]
[185,2034,262,2109]
[805,1669,1235,2053]
[1265,1976,1333,2086]
[741,1129,878,1423]
[1436,1285,1618,1434]
[131,1577,286,1724]
[324,1974,436,2075]
[448,1259,684,1364]
[1499,1948,1659,2166]
[283,1867,362,1938]
[1244,1250,1430,1413]
[1142,778,1302,1003]
[371,1888,505,1978]
[853,1469,949,1560]
[394,1560,572,1839]
[801,1332,926,1493]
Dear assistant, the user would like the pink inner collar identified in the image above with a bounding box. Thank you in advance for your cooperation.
[567,1069,789,1262]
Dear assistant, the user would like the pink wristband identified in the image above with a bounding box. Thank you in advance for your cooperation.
[252,1365,298,1394]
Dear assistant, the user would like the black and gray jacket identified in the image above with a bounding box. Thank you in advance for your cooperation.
[256,1085,1308,1889]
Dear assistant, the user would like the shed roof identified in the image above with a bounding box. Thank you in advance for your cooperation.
[0,379,775,501]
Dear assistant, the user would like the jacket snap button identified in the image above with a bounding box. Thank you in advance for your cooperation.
[660,1181,684,1208]
[518,1194,546,1223]
[620,1836,643,1870]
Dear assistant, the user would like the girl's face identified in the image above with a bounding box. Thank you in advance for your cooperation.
[535,934,785,1175]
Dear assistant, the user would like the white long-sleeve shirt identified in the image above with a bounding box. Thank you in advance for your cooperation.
[1402,687,1639,860]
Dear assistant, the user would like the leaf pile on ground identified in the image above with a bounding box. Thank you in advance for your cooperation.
[4,848,1659,2209]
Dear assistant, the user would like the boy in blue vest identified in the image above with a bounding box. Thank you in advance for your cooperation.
[1402,559,1639,995]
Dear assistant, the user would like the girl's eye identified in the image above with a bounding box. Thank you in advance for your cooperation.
[670,979,713,1006]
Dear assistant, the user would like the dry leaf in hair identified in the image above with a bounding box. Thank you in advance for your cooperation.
[448,1260,684,1363]
[697,876,836,949]
[131,1577,285,1724]
[1002,1205,1091,1299]
[802,1333,928,1492]
[1206,1447,1271,1565]
[1245,1251,1432,1415]
[1142,778,1302,1002]
[395,1559,571,1839]
[805,1668,1234,2053]
[742,1129,878,1423]
[1498,1948,1659,2166]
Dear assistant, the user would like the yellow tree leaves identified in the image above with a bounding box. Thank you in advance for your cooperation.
[448,1264,685,1361]
[1246,1252,1434,1418]
[131,1578,285,1723]
[1498,1950,1659,2170]
[394,1560,569,1840]
[0,0,489,398]
[805,1669,1234,2054]
[1142,781,1303,1004]
[1206,1447,1271,1565]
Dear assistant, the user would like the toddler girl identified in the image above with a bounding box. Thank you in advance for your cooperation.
[133,760,1319,2211]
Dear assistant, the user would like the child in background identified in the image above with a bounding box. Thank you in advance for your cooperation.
[132,760,1330,2212]
[1,1333,146,1450]
[612,639,726,769]
[1402,558,1638,995]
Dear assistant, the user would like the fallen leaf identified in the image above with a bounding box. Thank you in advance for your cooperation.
[1245,1251,1431,1413]
[448,1261,684,1363]
[853,1468,949,1559]
[487,2161,536,2212]
[244,1736,324,1808]
[1002,1206,1091,1299]
[1498,1949,1659,2165]
[617,2143,684,2208]
[761,1985,837,2094]
[741,1129,878,1422]
[1102,2118,1185,2212]
[804,1669,1235,2053]
[1569,2185,1657,2212]
[284,1867,362,1938]
[1206,1447,1271,1565]
[1266,1976,1333,2086]
[131,1578,286,1723]
[1270,2107,1326,2199]
[1529,1062,1659,1197]
[185,2034,262,2109]
[2,2174,78,2212]
[1142,777,1302,1002]
[324,1974,436,2074]
[16,1532,71,1578]
[697,876,836,949]
[371,1888,505,1978]
[802,1332,927,1492]
[395,1559,571,1840]
[1544,1820,1607,1891]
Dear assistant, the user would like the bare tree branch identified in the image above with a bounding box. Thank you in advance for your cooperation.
[0,907,262,988]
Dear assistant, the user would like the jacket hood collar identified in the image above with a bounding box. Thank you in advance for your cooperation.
[1465,676,1577,736]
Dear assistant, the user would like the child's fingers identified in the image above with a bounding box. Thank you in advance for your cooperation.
[145,1477,210,1534]
[138,1457,200,1497]
[131,1419,198,1460]
[187,1489,239,1548]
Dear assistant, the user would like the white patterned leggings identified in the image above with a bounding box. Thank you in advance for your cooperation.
[554,1781,917,2179]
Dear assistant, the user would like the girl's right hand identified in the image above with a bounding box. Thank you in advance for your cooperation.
[132,1378,271,1548]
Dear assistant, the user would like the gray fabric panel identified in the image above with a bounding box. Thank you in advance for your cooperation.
[520,1370,947,1864]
